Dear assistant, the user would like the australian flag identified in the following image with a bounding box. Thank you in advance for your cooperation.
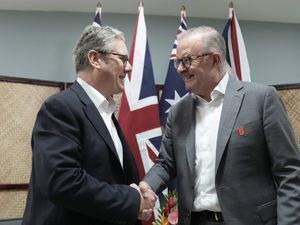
[159,7,188,127]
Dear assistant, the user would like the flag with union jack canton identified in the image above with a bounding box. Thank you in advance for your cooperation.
[92,2,102,27]
[159,7,188,127]
[222,3,251,81]
[118,5,162,184]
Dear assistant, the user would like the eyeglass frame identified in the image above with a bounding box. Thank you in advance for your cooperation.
[173,52,213,69]
[95,51,129,68]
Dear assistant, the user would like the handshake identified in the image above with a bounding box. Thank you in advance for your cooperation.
[130,181,157,221]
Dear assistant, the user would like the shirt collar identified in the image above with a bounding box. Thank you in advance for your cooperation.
[77,77,116,114]
[193,72,229,104]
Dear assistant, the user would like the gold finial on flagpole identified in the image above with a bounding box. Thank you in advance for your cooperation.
[139,0,143,7]
[96,1,102,8]
[229,2,234,8]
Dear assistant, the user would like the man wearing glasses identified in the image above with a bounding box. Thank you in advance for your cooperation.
[140,26,300,225]
[22,25,156,225]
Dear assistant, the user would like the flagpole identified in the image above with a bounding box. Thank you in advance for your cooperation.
[96,1,102,8]
[181,5,186,19]
[93,1,102,27]
[222,1,251,81]
[139,0,143,7]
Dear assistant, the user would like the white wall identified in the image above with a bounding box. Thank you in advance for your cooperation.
[0,10,299,85]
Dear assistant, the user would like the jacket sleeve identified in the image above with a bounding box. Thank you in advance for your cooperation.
[144,106,177,193]
[263,87,300,224]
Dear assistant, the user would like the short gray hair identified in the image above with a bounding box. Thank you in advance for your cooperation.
[178,26,227,66]
[73,25,125,72]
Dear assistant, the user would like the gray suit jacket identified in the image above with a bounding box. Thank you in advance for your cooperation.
[144,75,300,225]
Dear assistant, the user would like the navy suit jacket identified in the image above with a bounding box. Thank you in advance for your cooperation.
[22,81,141,225]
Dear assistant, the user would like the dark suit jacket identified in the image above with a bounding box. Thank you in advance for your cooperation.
[144,75,300,225]
[22,81,141,225]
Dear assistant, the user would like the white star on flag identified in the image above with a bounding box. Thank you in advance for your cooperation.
[164,90,188,113]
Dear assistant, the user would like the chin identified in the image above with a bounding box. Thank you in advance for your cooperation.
[117,86,124,94]
[184,84,192,92]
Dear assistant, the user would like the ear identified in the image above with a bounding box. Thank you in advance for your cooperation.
[212,52,221,66]
[87,50,101,69]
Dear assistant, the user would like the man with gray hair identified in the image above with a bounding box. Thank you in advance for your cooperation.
[140,26,300,225]
[22,25,156,225]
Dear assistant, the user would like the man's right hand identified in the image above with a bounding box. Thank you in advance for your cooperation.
[130,182,157,221]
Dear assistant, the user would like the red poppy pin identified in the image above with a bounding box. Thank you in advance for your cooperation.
[236,127,247,136]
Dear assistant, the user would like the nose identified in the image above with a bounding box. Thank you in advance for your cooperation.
[177,61,187,74]
[124,61,132,72]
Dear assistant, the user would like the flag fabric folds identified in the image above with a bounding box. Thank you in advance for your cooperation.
[92,2,102,27]
[118,5,162,181]
[159,8,188,127]
[222,4,251,81]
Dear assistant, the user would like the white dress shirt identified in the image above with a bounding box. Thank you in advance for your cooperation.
[77,78,123,167]
[192,73,229,212]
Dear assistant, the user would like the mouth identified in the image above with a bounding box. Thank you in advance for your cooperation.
[182,73,194,82]
[119,75,126,85]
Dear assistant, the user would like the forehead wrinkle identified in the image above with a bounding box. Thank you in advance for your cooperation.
[177,36,203,58]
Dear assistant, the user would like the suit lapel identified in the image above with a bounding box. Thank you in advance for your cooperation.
[184,95,197,179]
[84,104,120,160]
[70,82,121,164]
[216,76,244,172]
[113,115,139,183]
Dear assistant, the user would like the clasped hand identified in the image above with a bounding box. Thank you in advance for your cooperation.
[130,181,157,221]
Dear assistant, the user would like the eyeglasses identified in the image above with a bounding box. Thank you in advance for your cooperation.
[174,53,213,69]
[109,52,129,68]
[96,51,129,68]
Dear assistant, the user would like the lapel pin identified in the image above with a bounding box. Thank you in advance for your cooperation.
[236,127,247,136]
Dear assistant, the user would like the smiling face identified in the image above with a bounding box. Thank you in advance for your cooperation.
[99,39,131,97]
[176,35,215,97]
[81,38,132,98]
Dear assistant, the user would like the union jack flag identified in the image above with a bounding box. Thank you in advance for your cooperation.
[222,3,251,81]
[118,5,162,182]
[92,2,102,27]
[159,7,188,127]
